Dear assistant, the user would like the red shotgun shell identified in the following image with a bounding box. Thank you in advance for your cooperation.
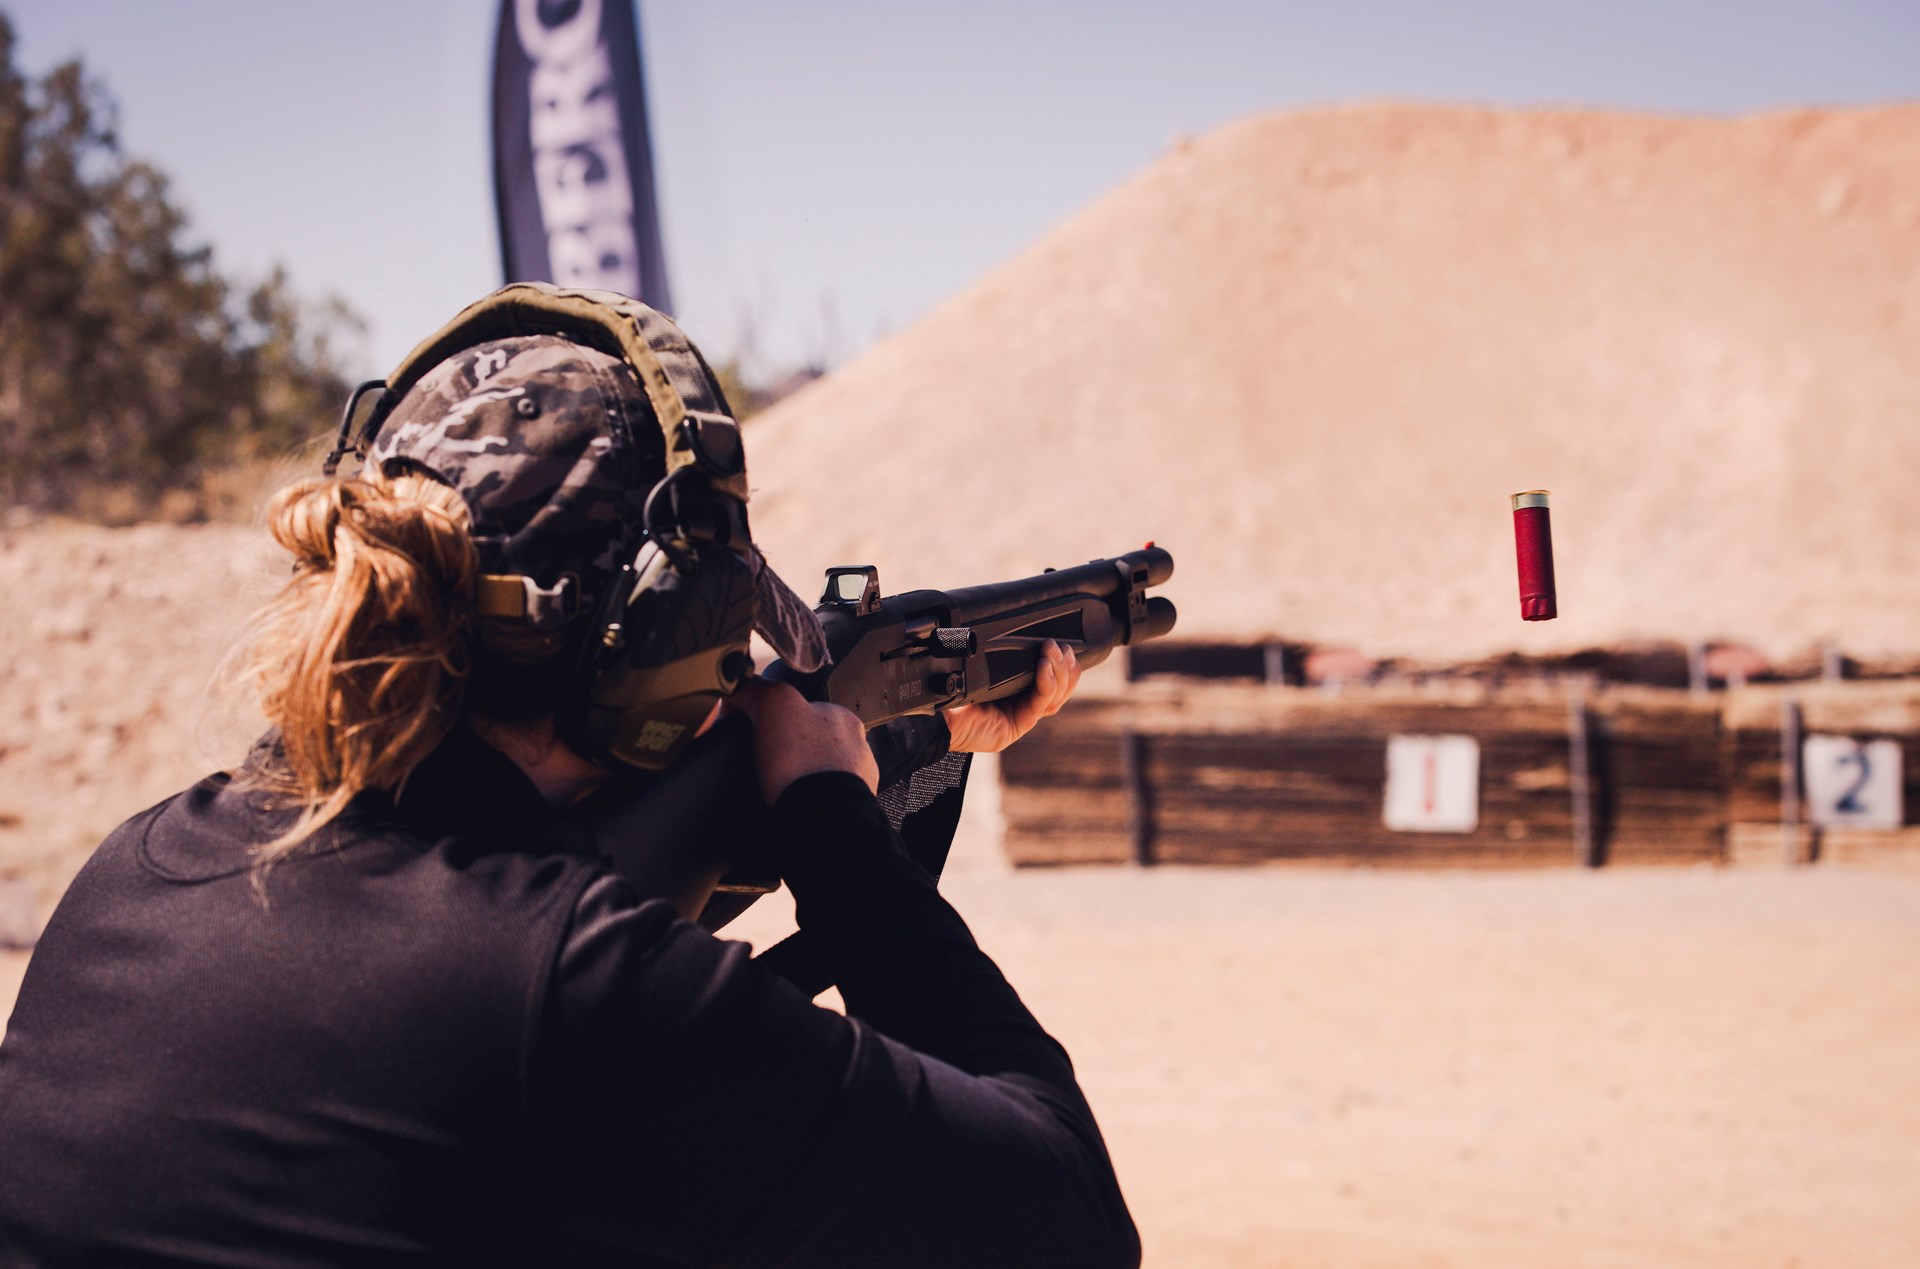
[1511,490,1557,621]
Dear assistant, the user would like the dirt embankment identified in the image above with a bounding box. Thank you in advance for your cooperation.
[745,104,1920,665]
[0,522,272,919]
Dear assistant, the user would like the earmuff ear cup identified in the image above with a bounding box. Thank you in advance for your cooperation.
[571,543,760,770]
[620,545,758,669]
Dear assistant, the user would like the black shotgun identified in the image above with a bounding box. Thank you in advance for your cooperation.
[554,547,1177,927]
[777,545,1176,724]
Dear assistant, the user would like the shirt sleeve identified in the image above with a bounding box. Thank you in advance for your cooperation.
[526,773,1138,1269]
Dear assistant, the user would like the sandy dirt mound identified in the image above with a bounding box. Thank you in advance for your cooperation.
[0,522,273,920]
[743,104,1920,664]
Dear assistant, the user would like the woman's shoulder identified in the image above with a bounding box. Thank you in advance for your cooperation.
[46,763,612,1007]
[68,754,607,929]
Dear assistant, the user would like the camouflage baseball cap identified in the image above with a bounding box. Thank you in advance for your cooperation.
[369,332,829,672]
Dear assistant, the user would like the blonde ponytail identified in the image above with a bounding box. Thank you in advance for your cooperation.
[229,470,478,862]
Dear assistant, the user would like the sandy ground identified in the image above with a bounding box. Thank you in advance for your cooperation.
[960,866,1920,1269]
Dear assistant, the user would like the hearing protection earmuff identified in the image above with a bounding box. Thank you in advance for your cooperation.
[325,282,762,772]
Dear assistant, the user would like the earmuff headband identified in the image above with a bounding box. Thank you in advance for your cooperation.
[354,282,750,503]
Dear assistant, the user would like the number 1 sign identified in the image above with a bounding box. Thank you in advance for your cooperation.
[1802,735,1904,830]
[1384,735,1481,833]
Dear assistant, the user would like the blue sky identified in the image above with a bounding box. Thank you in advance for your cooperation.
[9,1,1918,377]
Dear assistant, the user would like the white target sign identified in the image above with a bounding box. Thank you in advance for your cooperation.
[1384,734,1481,833]
[1803,735,1904,830]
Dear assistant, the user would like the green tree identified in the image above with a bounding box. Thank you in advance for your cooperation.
[0,11,361,519]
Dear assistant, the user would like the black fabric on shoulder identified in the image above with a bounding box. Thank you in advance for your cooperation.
[0,732,596,1266]
[528,875,919,1265]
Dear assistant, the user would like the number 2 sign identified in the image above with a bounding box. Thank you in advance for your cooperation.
[1802,735,1904,830]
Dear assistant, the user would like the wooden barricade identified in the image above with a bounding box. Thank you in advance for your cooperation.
[1593,695,1725,865]
[1722,684,1920,867]
[1001,684,1728,868]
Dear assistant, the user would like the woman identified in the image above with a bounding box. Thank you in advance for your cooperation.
[0,294,1139,1267]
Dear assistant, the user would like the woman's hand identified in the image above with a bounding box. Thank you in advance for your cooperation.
[728,678,880,804]
[943,640,1082,754]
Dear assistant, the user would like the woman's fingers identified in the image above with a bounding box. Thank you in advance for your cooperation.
[944,642,1083,753]
[1034,642,1077,718]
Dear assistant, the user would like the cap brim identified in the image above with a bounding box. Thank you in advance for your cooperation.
[751,547,831,674]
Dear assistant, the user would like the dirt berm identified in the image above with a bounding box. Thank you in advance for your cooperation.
[744,103,1920,665]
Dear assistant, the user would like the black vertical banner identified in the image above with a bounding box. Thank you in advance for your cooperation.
[492,0,674,313]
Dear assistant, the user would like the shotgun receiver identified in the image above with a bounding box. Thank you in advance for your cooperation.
[558,547,1176,925]
[775,545,1176,725]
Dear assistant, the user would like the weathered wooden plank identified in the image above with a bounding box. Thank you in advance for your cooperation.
[1722,727,1784,824]
[1588,834,1724,858]
[1721,682,1920,734]
[1001,787,1126,835]
[999,728,1129,788]
[1818,827,1920,869]
[1150,828,1569,869]
[1725,822,1818,867]
[1010,687,1574,742]
[1003,829,1133,867]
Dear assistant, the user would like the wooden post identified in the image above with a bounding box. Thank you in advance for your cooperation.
[1687,642,1708,695]
[1781,696,1804,865]
[1121,728,1155,867]
[1569,696,1600,867]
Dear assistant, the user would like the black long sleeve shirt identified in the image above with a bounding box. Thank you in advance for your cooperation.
[0,729,1138,1267]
